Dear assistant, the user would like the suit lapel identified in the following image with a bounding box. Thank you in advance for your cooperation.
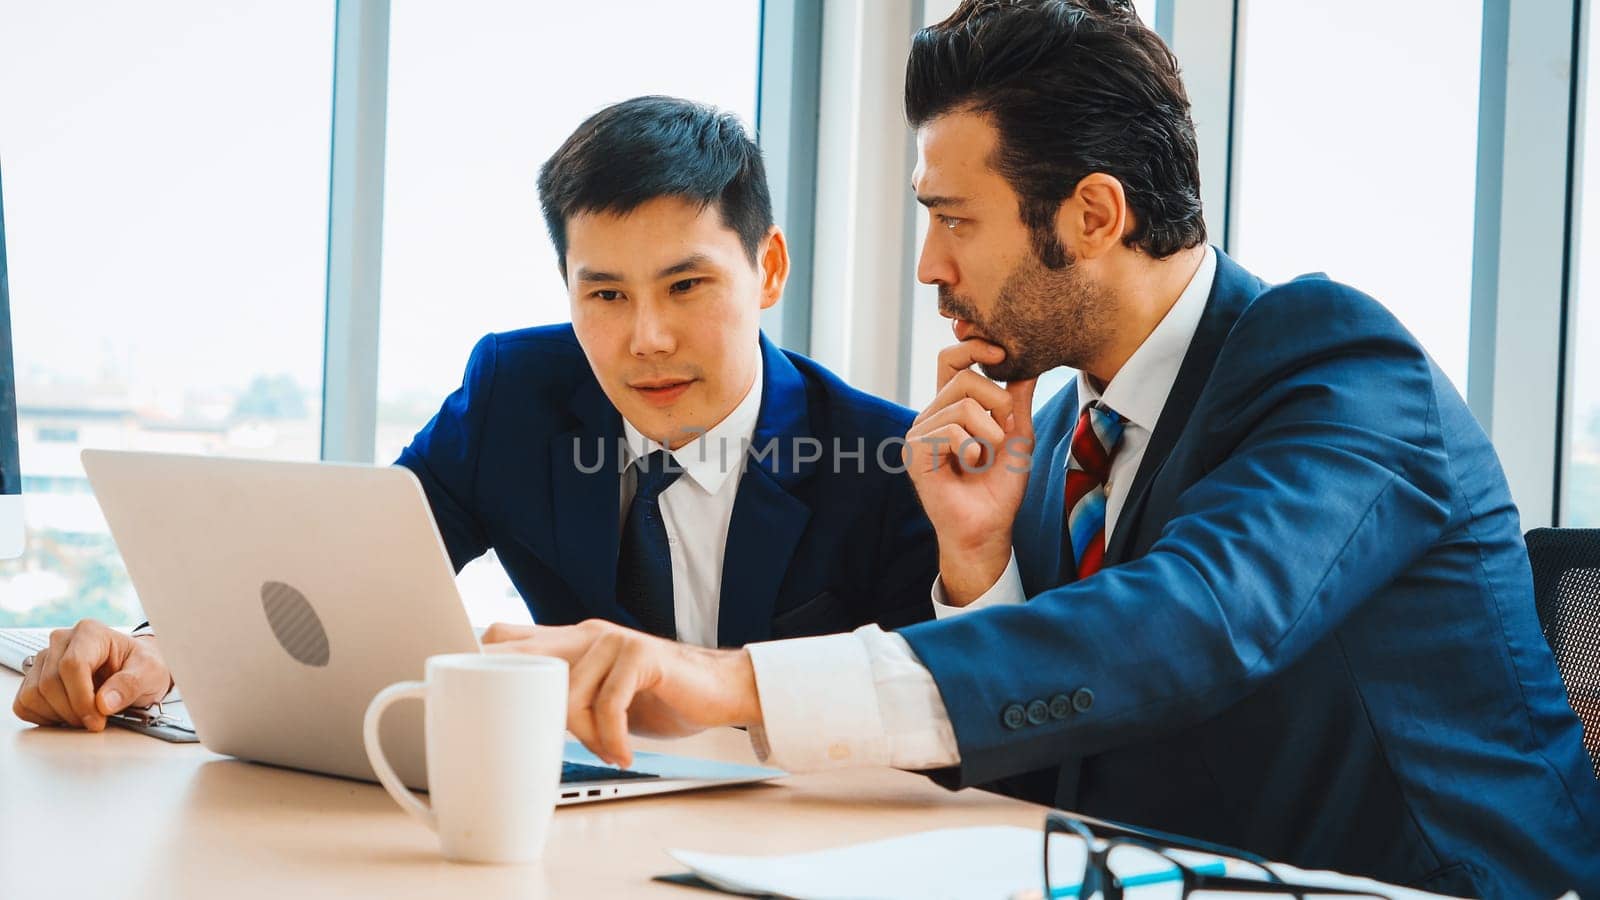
[717,335,815,648]
[549,375,632,623]
[1104,250,1266,566]
[1053,251,1265,812]
[1017,380,1080,596]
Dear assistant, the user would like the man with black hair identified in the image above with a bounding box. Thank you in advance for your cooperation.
[394,96,936,648]
[13,97,937,732]
[480,4,1600,897]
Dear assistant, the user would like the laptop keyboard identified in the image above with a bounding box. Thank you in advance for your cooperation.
[0,628,48,673]
[561,761,660,784]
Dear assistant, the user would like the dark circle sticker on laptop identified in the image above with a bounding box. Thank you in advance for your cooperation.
[260,581,331,667]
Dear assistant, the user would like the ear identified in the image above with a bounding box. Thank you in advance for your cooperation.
[1054,173,1129,261]
[757,225,789,310]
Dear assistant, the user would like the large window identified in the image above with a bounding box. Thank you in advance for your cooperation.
[1230,1,1483,393]
[1570,276,1600,525]
[0,2,335,627]
[1565,7,1600,526]
[374,0,762,623]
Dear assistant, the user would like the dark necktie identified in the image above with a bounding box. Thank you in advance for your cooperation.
[617,449,681,638]
[1061,401,1126,582]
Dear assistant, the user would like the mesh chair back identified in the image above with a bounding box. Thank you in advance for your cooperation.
[1525,527,1600,780]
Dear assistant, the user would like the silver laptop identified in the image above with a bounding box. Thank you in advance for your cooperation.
[65,449,781,804]
[0,627,47,673]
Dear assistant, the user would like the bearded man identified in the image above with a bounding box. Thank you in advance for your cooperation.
[480,3,1600,897]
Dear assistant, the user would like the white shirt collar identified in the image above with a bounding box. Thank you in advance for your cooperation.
[1077,245,1217,433]
[622,359,764,495]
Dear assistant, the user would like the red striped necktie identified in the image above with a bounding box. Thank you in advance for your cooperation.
[1062,401,1126,581]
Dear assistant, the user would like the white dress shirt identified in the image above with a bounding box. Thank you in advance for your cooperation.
[748,246,1218,772]
[620,365,763,649]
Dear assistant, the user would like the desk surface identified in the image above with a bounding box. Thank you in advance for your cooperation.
[1,670,1044,899]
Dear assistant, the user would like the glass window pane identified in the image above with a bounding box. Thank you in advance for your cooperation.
[1134,0,1158,29]
[375,0,761,624]
[1565,12,1600,525]
[1231,1,1482,393]
[0,2,334,627]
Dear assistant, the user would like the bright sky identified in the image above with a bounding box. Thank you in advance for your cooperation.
[1232,0,1483,394]
[0,0,758,412]
[0,0,334,397]
[1231,0,1600,507]
[1,0,1596,455]
[1571,9,1600,456]
[3,0,1598,616]
[375,0,759,416]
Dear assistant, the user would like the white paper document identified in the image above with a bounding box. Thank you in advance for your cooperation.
[671,826,1046,900]
[668,825,1464,900]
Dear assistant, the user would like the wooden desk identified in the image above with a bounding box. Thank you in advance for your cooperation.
[1,671,1044,899]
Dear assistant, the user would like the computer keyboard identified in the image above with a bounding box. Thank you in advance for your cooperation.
[0,627,48,673]
[561,761,660,784]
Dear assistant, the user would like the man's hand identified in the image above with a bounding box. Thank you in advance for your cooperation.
[480,620,762,768]
[905,339,1037,606]
[11,619,174,731]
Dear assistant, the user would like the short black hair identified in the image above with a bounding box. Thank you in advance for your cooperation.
[537,95,774,279]
[906,0,1205,264]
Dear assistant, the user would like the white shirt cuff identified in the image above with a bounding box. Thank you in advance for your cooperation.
[931,551,1026,618]
[863,628,960,770]
[745,626,959,773]
[746,631,890,772]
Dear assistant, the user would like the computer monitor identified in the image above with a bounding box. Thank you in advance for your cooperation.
[0,160,23,559]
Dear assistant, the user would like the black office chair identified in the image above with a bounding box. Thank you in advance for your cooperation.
[1525,528,1600,780]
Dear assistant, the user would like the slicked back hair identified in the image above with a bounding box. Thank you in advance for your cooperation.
[906,0,1205,266]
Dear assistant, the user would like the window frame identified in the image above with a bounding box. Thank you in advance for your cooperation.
[318,0,807,464]
[316,0,1587,521]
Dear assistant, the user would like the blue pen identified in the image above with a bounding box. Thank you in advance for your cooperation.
[1043,859,1230,899]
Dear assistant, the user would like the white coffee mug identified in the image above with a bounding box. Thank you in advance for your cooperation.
[363,653,568,864]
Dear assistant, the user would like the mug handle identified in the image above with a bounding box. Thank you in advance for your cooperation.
[363,681,436,832]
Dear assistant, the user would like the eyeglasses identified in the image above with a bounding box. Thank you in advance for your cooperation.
[1043,811,1393,899]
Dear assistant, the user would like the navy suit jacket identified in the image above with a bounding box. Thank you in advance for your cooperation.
[899,251,1600,898]
[397,325,937,646]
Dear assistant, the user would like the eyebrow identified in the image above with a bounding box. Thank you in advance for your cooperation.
[656,254,714,279]
[574,266,622,284]
[915,193,970,210]
[573,254,715,285]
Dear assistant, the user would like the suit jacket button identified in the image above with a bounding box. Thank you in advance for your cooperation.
[1001,704,1027,730]
[1072,688,1095,713]
[1026,700,1050,726]
[1049,693,1073,720]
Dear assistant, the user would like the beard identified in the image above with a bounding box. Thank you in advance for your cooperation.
[938,249,1117,382]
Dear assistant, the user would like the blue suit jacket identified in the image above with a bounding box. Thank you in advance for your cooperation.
[397,325,937,646]
[900,251,1600,898]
